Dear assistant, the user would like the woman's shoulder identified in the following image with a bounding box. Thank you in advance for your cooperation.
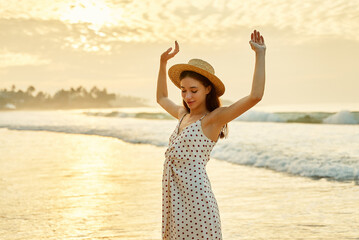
[203,107,227,128]
[178,108,189,120]
[206,107,225,120]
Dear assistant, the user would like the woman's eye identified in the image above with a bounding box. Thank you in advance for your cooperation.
[182,91,197,93]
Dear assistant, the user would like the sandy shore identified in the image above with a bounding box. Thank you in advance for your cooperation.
[0,128,358,239]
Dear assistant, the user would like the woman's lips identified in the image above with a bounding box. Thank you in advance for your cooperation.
[188,101,195,105]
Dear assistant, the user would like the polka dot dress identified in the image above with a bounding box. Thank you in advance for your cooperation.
[162,112,223,240]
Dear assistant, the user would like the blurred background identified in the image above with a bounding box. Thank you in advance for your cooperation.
[0,0,358,111]
[1,1,359,240]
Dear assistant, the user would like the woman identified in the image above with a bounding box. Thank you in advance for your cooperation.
[156,29,266,239]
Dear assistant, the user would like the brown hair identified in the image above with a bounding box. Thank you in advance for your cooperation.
[180,70,228,140]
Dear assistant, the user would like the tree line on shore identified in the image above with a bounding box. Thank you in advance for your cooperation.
[0,85,149,110]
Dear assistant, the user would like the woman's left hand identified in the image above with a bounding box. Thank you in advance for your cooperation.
[249,30,266,54]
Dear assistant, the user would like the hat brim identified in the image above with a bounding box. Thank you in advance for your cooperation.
[168,64,225,97]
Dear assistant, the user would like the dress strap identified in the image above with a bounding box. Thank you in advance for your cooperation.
[179,113,188,123]
[179,112,207,123]
[200,112,209,120]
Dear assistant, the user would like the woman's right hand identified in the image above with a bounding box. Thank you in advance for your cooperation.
[160,40,179,63]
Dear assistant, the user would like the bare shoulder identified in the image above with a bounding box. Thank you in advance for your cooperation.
[177,107,189,120]
[203,107,226,127]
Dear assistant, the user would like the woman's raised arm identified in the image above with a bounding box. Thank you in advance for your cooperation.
[209,30,266,127]
[156,41,184,119]
[249,29,266,100]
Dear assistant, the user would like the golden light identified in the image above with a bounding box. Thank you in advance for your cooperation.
[59,0,119,31]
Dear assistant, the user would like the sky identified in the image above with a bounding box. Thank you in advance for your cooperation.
[0,0,358,111]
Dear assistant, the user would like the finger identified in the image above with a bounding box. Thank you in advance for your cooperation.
[251,33,254,41]
[171,49,178,56]
[175,41,179,52]
[168,53,176,59]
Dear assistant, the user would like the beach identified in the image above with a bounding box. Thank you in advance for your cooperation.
[1,127,358,239]
[2,0,359,238]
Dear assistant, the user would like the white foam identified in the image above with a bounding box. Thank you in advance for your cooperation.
[322,110,358,124]
[235,110,284,122]
[0,109,358,183]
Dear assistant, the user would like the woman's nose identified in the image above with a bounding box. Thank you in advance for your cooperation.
[185,92,193,99]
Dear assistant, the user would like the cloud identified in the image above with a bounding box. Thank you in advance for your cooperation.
[0,0,358,53]
[0,48,51,68]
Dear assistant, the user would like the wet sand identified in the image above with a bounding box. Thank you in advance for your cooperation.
[0,128,358,239]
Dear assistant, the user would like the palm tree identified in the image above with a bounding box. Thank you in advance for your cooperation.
[26,85,36,96]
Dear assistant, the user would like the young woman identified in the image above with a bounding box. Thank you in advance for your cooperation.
[156,29,266,239]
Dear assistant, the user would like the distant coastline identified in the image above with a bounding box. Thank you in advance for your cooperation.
[0,84,151,110]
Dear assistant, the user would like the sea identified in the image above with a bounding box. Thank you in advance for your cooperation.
[1,105,359,239]
[1,106,358,185]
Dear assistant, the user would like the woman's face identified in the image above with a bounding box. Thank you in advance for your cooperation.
[180,76,211,108]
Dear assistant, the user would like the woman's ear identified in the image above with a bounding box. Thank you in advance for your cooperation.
[205,85,212,94]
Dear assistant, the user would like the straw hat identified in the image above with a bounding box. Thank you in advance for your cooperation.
[168,58,225,97]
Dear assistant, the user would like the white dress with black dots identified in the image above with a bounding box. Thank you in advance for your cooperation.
[162,112,223,240]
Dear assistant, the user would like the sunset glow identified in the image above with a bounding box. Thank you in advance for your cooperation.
[0,0,358,108]
[59,0,119,31]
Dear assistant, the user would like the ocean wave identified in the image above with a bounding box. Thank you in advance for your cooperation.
[211,145,359,184]
[83,110,172,120]
[322,110,359,124]
[1,109,358,184]
[83,109,359,125]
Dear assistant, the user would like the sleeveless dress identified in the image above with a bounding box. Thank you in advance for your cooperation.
[162,112,223,240]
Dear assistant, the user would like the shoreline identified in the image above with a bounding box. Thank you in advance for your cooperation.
[0,128,358,239]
